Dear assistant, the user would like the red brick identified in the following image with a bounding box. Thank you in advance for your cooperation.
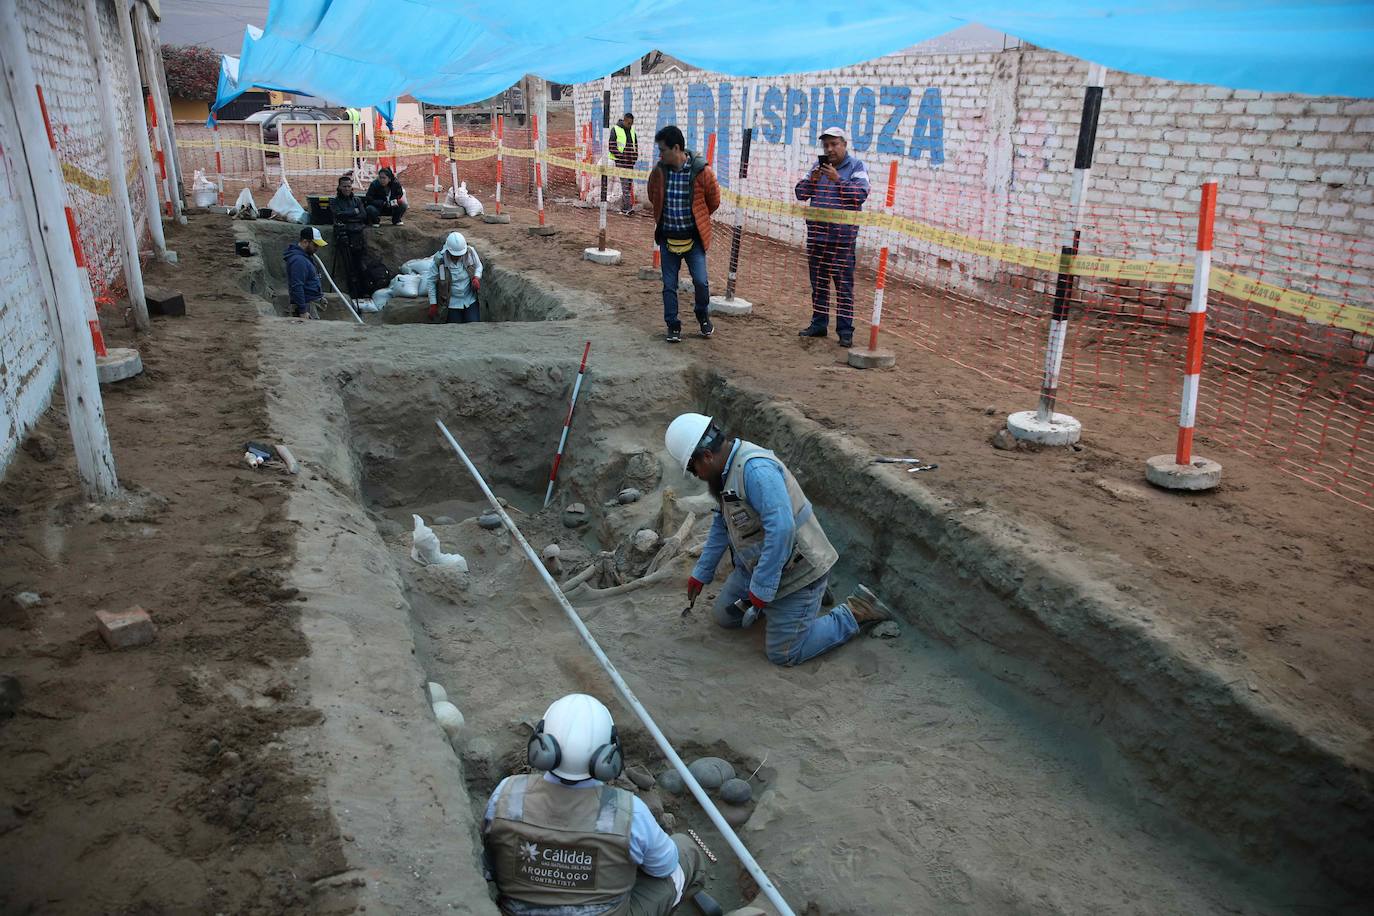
[95,606,157,650]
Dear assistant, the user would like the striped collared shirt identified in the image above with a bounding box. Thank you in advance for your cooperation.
[662,161,695,235]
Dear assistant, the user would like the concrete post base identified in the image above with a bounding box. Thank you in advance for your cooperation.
[1007,409,1082,446]
[423,203,445,213]
[847,348,896,369]
[583,247,622,265]
[527,226,557,236]
[162,251,178,264]
[708,296,753,316]
[637,266,659,281]
[97,347,143,384]
[439,206,465,220]
[1145,454,1223,491]
[482,213,512,224]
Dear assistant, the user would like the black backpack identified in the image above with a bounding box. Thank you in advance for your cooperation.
[363,256,394,294]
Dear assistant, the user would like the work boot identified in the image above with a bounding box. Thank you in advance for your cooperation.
[798,324,827,338]
[838,333,854,348]
[692,891,724,916]
[846,583,894,625]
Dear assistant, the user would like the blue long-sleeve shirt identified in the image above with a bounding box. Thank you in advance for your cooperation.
[691,441,796,603]
[794,153,869,242]
[483,773,679,878]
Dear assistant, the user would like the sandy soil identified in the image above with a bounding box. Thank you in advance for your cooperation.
[0,220,354,913]
[430,202,1374,773]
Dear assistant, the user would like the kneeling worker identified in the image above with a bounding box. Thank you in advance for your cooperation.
[483,694,717,915]
[665,413,893,666]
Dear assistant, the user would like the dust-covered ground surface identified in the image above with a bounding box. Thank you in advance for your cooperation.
[2,205,1370,915]
[0,218,355,913]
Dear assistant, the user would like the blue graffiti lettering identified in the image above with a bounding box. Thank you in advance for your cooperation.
[821,88,850,134]
[849,87,876,152]
[909,87,944,165]
[760,86,784,144]
[654,85,677,165]
[784,88,807,145]
[716,82,733,185]
[876,86,909,155]
[686,83,715,155]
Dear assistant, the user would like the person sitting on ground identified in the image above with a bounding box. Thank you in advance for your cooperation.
[283,226,328,319]
[647,125,720,344]
[665,412,894,666]
[331,173,371,298]
[365,166,407,225]
[427,231,483,324]
[483,693,716,916]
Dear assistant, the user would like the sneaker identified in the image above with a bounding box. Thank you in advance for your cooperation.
[846,584,894,625]
[798,324,827,338]
[394,220,405,226]
[665,328,682,343]
[698,319,714,339]
[838,334,853,348]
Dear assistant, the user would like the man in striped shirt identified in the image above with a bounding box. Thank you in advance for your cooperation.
[648,125,721,344]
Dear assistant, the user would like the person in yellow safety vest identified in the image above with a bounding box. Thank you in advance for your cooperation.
[483,694,721,915]
[666,413,896,666]
[610,112,638,215]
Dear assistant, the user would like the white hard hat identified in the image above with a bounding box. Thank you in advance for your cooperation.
[665,412,713,477]
[540,694,615,782]
[444,231,468,256]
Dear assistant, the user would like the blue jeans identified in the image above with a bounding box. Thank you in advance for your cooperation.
[446,304,479,323]
[805,229,857,337]
[712,566,859,666]
[660,242,710,332]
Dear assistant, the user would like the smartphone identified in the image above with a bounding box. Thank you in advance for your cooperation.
[817,155,827,165]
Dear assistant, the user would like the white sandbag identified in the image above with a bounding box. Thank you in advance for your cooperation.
[411,514,468,571]
[191,169,216,191]
[358,289,389,312]
[450,181,484,217]
[232,187,258,219]
[401,258,436,280]
[267,180,307,224]
[389,273,424,298]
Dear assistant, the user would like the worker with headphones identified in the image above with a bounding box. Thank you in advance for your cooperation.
[665,413,895,666]
[483,693,717,915]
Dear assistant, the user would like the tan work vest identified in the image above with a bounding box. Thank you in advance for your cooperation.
[719,441,838,600]
[487,774,638,915]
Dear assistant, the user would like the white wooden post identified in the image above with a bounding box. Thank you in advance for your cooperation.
[115,0,166,258]
[133,1,182,222]
[81,0,149,332]
[0,2,119,498]
[147,14,185,202]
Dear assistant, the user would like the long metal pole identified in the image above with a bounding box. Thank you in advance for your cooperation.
[435,419,797,916]
[598,75,610,250]
[313,252,364,324]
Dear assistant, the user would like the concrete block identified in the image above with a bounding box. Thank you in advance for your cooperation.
[1145,455,1223,492]
[422,203,445,212]
[481,213,512,224]
[637,266,660,281]
[527,226,557,236]
[1007,410,1082,446]
[439,206,465,220]
[847,347,896,369]
[583,247,622,265]
[97,348,143,385]
[96,606,157,650]
[708,295,753,316]
[145,286,185,317]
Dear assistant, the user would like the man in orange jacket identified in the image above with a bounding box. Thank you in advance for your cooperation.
[647,125,720,344]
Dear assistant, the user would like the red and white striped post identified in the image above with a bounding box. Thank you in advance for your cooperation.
[544,341,593,508]
[495,114,504,215]
[374,114,390,171]
[431,115,441,203]
[1146,180,1223,491]
[445,109,459,197]
[37,87,107,357]
[213,122,224,205]
[533,113,546,225]
[146,93,171,218]
[849,160,899,369]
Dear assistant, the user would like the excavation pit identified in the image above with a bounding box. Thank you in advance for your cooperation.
[269,333,1359,912]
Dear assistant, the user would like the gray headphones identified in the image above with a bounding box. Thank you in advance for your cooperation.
[527,719,624,783]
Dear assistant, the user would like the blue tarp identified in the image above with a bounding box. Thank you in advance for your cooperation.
[228,1,1374,105]
[208,25,395,127]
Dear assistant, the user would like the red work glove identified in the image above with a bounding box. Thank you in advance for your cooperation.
[687,577,704,601]
[471,276,481,291]
[748,592,767,610]
[428,302,439,320]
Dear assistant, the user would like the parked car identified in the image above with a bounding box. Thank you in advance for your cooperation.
[246,106,342,146]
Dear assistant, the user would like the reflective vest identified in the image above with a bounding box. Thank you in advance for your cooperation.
[719,441,838,600]
[345,107,362,125]
[487,774,638,916]
[610,124,637,159]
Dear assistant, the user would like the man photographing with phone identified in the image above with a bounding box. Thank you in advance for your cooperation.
[794,126,870,348]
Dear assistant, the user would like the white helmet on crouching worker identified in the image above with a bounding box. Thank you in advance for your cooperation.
[665,412,721,477]
[527,693,624,783]
[444,231,468,257]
